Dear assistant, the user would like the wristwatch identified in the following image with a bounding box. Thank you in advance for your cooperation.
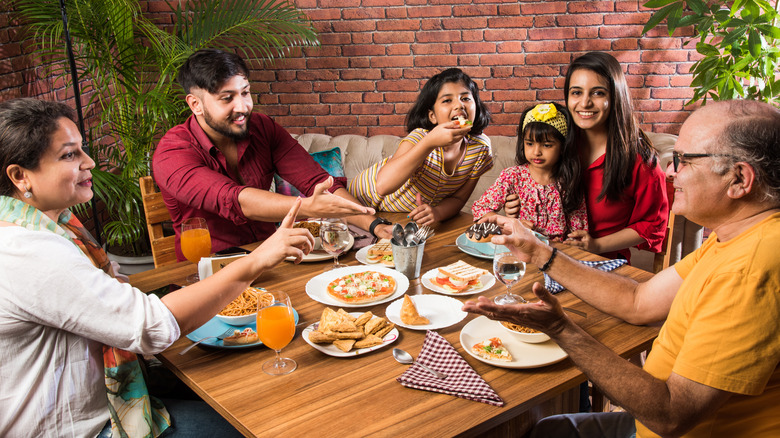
[369,217,391,237]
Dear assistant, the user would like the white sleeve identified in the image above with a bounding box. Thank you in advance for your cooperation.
[0,228,180,354]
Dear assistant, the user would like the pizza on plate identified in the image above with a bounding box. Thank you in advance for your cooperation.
[472,337,513,362]
[327,270,397,304]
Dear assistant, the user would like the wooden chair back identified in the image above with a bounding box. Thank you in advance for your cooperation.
[139,176,177,268]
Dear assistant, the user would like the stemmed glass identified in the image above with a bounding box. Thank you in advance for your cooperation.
[256,291,297,375]
[181,217,211,283]
[320,218,350,271]
[492,250,526,305]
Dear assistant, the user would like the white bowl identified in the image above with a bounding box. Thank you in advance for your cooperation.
[215,312,257,327]
[500,321,550,343]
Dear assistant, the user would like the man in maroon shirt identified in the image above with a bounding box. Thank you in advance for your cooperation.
[153,49,392,259]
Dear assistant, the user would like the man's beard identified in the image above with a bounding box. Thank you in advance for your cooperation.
[203,108,250,141]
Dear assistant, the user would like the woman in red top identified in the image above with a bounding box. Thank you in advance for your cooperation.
[561,52,668,261]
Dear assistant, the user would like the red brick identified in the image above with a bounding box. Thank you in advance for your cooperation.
[336,81,376,92]
[271,81,312,93]
[485,28,527,41]
[522,40,563,53]
[458,55,481,66]
[297,70,340,81]
[605,12,652,25]
[530,77,555,89]
[387,44,411,55]
[625,76,644,88]
[568,1,614,13]
[322,92,363,103]
[576,27,599,39]
[319,0,360,7]
[491,66,514,78]
[332,20,376,32]
[670,75,694,87]
[362,0,405,7]
[565,39,611,52]
[537,89,564,101]
[513,65,564,77]
[452,42,496,54]
[651,88,695,101]
[498,3,521,15]
[305,9,341,21]
[357,115,380,126]
[330,104,350,115]
[349,58,371,68]
[307,57,349,69]
[642,50,688,62]
[462,30,485,42]
[485,77,530,90]
[344,44,385,57]
[413,55,458,67]
[386,8,410,19]
[479,53,526,66]
[442,17,489,30]
[376,79,420,91]
[521,2,566,14]
[313,82,336,93]
[316,115,359,126]
[412,43,450,55]
[533,16,557,27]
[351,103,395,115]
[384,91,419,103]
[290,104,330,115]
[599,25,644,38]
[343,8,386,20]
[303,45,341,57]
[363,92,384,103]
[556,14,603,27]
[352,33,373,44]
[634,99,661,112]
[497,42,524,53]
[617,1,641,12]
[525,52,571,65]
[377,20,421,31]
[660,100,687,112]
[452,5,498,16]
[417,31,460,43]
[421,19,445,31]
[528,28,576,40]
[407,5,452,18]
[627,63,677,75]
[488,16,534,28]
[612,39,640,51]
[374,31,415,44]
[371,56,415,68]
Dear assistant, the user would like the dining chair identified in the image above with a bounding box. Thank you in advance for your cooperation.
[139,176,177,268]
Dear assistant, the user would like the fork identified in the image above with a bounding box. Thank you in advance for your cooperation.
[179,327,236,355]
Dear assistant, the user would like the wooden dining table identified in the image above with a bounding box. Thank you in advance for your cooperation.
[129,212,659,437]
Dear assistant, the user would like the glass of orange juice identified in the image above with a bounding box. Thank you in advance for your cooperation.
[181,217,211,283]
[257,291,297,375]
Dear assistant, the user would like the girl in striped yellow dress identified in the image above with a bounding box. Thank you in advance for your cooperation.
[349,68,493,225]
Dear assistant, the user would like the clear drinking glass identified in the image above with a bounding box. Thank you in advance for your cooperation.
[320,218,349,270]
[256,291,296,375]
[181,217,211,283]
[492,251,526,305]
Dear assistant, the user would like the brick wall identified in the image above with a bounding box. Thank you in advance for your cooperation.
[1,1,698,140]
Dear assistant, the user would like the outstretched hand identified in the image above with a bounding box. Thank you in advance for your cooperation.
[408,192,437,226]
[253,197,315,265]
[305,176,376,217]
[462,282,568,336]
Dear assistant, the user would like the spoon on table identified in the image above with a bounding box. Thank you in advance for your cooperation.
[392,348,447,379]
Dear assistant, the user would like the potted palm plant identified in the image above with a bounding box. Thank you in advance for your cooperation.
[14,0,318,268]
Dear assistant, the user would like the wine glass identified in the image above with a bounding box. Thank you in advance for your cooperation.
[320,218,350,271]
[493,251,526,305]
[181,217,211,283]
[256,291,296,375]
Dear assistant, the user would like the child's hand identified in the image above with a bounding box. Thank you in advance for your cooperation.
[409,193,437,226]
[564,230,599,253]
[504,193,520,218]
[427,120,472,149]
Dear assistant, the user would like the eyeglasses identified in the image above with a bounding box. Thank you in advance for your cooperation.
[671,151,735,172]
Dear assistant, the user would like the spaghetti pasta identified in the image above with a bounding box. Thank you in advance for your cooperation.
[219,287,274,317]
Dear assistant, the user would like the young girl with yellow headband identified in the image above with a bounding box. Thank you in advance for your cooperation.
[471,102,588,241]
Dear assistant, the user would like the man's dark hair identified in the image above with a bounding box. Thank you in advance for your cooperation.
[0,98,76,196]
[177,49,250,95]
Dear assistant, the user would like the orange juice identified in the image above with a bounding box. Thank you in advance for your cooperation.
[257,305,295,350]
[181,228,212,264]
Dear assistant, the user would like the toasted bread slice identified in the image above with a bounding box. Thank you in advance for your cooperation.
[438,260,487,283]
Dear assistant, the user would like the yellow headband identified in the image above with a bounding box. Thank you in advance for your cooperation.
[522,103,568,138]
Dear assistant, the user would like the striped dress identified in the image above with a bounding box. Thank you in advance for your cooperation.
[349,128,493,212]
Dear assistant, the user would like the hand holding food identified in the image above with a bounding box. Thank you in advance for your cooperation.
[465,222,502,243]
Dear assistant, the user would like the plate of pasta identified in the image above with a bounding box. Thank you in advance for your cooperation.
[215,287,274,326]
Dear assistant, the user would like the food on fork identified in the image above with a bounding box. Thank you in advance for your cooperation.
[326,270,397,304]
[472,337,513,362]
[465,222,502,243]
[307,307,396,353]
[432,260,488,293]
[456,115,473,128]
[400,294,430,325]
[366,239,394,266]
[222,328,259,346]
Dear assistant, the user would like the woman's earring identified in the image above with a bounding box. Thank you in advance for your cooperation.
[23,187,32,199]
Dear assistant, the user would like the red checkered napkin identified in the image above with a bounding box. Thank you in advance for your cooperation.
[396,331,504,406]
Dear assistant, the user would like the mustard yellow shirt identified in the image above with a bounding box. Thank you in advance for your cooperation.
[637,213,780,437]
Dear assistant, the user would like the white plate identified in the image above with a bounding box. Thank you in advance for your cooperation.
[286,233,354,262]
[304,265,409,308]
[420,268,496,296]
[385,294,467,330]
[459,316,568,369]
[455,232,548,260]
[302,313,399,357]
[355,245,394,268]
